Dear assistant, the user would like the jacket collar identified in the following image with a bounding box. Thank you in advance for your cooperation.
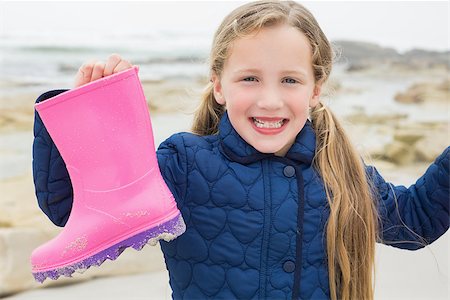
[218,112,316,165]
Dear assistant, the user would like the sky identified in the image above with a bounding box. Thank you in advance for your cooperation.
[1,1,449,53]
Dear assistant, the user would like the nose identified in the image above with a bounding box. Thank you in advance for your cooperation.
[256,85,284,110]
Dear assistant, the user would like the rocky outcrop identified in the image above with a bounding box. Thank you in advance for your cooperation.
[344,110,447,166]
[394,79,449,104]
[332,40,450,71]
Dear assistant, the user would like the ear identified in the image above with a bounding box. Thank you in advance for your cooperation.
[211,72,225,105]
[309,82,322,108]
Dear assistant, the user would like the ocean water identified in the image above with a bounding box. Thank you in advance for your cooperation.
[0,29,212,97]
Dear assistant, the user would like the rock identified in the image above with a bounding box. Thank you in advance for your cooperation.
[402,49,450,69]
[415,134,449,163]
[384,141,416,165]
[380,122,448,165]
[345,112,408,125]
[333,40,399,67]
[393,129,424,145]
[394,79,450,104]
[394,84,425,103]
[346,63,371,72]
[332,40,450,71]
[437,79,450,91]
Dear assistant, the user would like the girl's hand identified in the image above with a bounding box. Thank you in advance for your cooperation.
[74,54,133,88]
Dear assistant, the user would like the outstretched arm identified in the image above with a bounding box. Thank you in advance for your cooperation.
[367,147,449,250]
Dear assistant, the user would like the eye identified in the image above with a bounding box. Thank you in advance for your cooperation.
[242,77,258,82]
[282,77,298,84]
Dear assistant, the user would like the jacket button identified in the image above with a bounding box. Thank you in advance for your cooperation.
[283,165,295,177]
[283,260,295,273]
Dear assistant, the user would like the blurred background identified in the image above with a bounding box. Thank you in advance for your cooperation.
[0,1,448,299]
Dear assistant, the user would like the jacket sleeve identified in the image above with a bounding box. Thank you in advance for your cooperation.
[33,89,73,227]
[156,133,188,210]
[367,147,449,250]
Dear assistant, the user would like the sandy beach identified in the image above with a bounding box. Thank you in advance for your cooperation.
[2,236,448,300]
[3,270,172,300]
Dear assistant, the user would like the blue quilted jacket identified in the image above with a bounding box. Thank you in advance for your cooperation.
[33,90,449,299]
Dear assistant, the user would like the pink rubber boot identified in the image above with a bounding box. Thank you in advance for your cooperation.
[31,67,185,283]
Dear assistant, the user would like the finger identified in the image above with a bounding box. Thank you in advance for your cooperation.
[74,71,84,88]
[90,61,106,82]
[74,61,95,88]
[113,59,133,74]
[104,54,122,76]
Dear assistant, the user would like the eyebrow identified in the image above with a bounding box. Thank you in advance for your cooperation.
[233,68,308,77]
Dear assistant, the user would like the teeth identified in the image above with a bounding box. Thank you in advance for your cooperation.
[252,117,285,129]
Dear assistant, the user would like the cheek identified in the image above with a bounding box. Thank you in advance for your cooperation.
[289,90,313,111]
[287,90,312,111]
[224,88,257,111]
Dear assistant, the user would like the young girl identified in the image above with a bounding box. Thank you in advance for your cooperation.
[32,1,449,299]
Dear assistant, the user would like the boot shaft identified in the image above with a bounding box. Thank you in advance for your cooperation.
[35,67,156,191]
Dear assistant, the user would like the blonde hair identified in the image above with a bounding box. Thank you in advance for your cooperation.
[192,1,379,299]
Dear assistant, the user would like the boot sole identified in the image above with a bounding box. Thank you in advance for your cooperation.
[32,212,185,283]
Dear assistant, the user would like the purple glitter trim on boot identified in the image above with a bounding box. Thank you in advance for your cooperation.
[33,213,186,283]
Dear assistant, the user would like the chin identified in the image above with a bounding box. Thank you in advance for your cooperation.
[252,142,286,155]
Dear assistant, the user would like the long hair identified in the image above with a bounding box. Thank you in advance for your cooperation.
[191,1,379,299]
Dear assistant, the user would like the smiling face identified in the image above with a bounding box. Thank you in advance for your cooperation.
[212,24,322,156]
